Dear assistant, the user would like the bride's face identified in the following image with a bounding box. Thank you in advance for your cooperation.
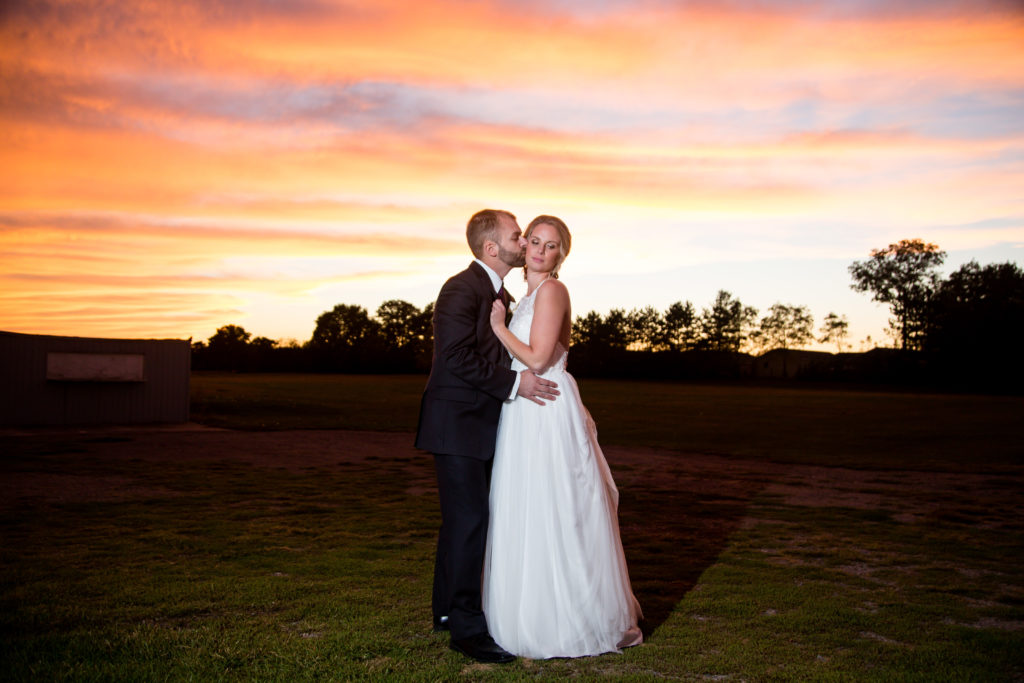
[526,223,561,275]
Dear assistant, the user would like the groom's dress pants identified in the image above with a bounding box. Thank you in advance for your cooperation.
[432,453,493,640]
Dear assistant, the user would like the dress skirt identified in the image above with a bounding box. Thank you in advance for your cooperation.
[482,349,642,659]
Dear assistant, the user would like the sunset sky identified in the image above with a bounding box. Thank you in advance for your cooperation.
[2,0,1022,351]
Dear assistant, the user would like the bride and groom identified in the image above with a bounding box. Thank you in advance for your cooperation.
[415,209,642,663]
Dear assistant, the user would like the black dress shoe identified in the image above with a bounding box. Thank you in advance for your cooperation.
[432,616,449,632]
[449,633,515,664]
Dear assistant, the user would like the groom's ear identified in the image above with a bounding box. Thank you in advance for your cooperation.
[483,239,498,257]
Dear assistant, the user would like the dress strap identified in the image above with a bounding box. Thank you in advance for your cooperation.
[532,276,553,296]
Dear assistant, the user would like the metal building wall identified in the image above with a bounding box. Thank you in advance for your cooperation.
[0,331,191,426]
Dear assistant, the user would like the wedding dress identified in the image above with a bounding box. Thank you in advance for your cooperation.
[482,279,643,659]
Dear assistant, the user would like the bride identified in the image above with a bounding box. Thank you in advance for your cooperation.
[482,215,643,659]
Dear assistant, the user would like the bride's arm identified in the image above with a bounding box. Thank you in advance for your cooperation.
[490,281,569,374]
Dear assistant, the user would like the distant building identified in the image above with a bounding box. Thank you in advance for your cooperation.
[0,331,190,427]
[754,348,833,379]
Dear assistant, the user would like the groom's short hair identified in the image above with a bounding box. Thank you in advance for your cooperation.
[467,209,515,258]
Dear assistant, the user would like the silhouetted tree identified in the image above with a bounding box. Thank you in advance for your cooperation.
[570,309,628,376]
[849,239,945,350]
[204,324,253,371]
[308,304,383,371]
[626,306,663,351]
[925,260,1024,386]
[659,301,700,351]
[247,335,275,368]
[310,304,379,349]
[250,336,275,351]
[699,290,758,351]
[374,299,434,371]
[376,299,423,351]
[208,324,251,350]
[411,302,434,369]
[818,312,850,353]
[603,308,631,350]
[753,303,814,352]
[572,311,606,348]
[190,339,208,369]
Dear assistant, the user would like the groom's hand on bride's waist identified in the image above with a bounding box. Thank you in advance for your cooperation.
[517,370,559,405]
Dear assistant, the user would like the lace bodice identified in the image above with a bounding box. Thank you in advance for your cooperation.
[506,279,567,376]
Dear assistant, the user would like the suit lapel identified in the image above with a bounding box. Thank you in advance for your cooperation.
[468,261,494,296]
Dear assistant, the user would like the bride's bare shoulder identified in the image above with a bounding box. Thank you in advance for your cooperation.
[538,277,569,299]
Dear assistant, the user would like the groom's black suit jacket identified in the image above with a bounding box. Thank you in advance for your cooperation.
[415,262,516,459]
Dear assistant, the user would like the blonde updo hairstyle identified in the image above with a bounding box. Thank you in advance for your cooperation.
[524,215,572,280]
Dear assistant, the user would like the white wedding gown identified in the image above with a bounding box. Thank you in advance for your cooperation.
[482,280,643,659]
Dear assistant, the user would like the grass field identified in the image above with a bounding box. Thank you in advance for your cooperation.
[1,373,1022,681]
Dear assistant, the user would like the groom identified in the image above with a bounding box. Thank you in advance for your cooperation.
[415,209,559,664]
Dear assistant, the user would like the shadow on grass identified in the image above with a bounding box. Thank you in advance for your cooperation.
[606,447,779,637]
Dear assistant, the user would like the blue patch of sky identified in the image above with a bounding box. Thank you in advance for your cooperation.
[778,97,821,133]
[676,216,881,256]
[791,0,1022,19]
[491,0,1021,21]
[114,66,1024,153]
[194,0,362,25]
[914,90,1024,140]
[938,216,1024,232]
[494,0,834,19]
[356,85,830,141]
[299,82,695,135]
[992,147,1024,165]
[118,75,435,130]
[944,243,1024,271]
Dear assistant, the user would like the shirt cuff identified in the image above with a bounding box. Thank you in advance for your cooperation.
[508,371,521,401]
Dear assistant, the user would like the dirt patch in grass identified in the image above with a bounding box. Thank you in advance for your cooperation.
[0,425,428,509]
[7,419,1012,528]
[761,464,1024,532]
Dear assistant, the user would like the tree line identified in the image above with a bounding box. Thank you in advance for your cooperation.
[189,292,848,372]
[191,240,1024,391]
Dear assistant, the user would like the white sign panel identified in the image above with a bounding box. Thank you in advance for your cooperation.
[46,353,145,381]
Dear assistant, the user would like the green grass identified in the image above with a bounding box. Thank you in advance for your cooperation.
[1,373,1021,680]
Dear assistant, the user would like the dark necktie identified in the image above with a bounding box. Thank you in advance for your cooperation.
[497,284,512,325]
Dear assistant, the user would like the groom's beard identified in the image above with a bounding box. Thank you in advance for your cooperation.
[499,246,526,268]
